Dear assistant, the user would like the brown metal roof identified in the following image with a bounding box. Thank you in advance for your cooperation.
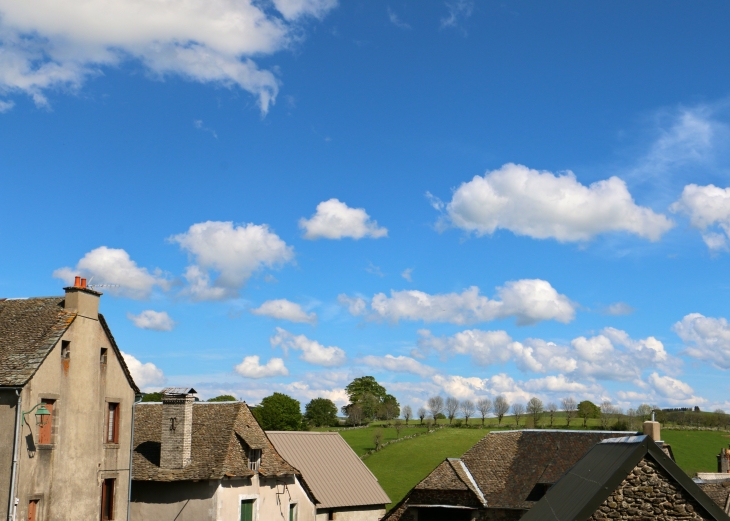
[267,431,390,509]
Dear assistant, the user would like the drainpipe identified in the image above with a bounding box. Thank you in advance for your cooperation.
[7,387,23,521]
[126,393,143,521]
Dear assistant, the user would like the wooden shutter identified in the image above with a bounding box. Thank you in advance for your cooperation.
[240,500,254,521]
[101,479,115,520]
[107,403,119,443]
[27,500,38,521]
[38,401,53,444]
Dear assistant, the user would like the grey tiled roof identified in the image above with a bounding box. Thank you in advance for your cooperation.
[0,297,75,386]
[133,402,299,482]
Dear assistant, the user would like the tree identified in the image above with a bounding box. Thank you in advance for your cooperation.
[626,408,637,430]
[477,398,492,426]
[600,401,614,429]
[561,397,577,427]
[373,428,384,450]
[394,419,403,438]
[445,397,460,424]
[343,376,399,421]
[254,393,303,431]
[427,396,444,421]
[460,400,475,425]
[207,395,237,402]
[304,398,339,427]
[512,403,525,428]
[546,402,557,427]
[527,397,544,428]
[636,403,653,421]
[141,392,163,402]
[578,400,600,427]
[418,407,427,425]
[494,396,510,425]
[402,405,413,425]
[347,404,363,426]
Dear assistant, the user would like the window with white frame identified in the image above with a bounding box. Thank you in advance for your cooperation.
[248,449,261,471]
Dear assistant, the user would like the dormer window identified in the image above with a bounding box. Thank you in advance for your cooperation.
[248,449,261,471]
[61,340,70,360]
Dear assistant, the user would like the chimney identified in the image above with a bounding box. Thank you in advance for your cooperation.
[643,420,661,442]
[719,446,730,473]
[64,276,102,318]
[160,388,196,469]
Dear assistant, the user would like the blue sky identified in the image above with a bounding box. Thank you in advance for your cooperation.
[2,0,730,414]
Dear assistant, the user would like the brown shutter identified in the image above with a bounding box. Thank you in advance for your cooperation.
[39,401,53,444]
[27,500,38,521]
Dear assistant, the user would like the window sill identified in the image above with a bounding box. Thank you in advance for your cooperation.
[104,444,120,449]
[37,444,54,450]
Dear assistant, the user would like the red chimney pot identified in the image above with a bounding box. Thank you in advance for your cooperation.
[80,278,87,288]
[74,276,81,287]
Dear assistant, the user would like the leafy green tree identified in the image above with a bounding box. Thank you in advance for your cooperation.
[141,392,163,402]
[578,400,600,427]
[207,395,237,402]
[304,398,339,427]
[254,392,303,431]
[342,376,399,421]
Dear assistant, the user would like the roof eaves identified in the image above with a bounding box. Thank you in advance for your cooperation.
[98,313,140,394]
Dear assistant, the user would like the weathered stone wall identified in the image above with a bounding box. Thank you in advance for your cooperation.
[589,457,712,520]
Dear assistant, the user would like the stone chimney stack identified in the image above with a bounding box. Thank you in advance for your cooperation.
[160,388,196,469]
[718,446,730,473]
[64,276,101,318]
[643,420,661,442]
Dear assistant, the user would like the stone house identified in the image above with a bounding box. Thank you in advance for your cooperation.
[521,434,730,521]
[383,430,636,521]
[131,389,316,521]
[267,431,390,520]
[0,279,140,521]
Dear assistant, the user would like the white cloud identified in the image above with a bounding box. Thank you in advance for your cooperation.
[523,374,592,394]
[439,163,673,242]
[337,294,368,316]
[387,7,411,29]
[284,381,349,408]
[299,199,388,240]
[170,221,294,301]
[440,0,474,30]
[671,184,730,252]
[647,372,703,405]
[234,355,288,378]
[53,246,170,299]
[127,310,175,331]
[401,268,413,282]
[347,279,575,326]
[250,299,316,324]
[0,0,337,112]
[602,302,635,316]
[360,354,436,377]
[271,327,346,367]
[673,313,730,370]
[0,100,14,112]
[121,351,166,390]
[432,373,532,403]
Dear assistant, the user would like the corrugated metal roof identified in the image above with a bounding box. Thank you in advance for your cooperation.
[521,435,730,521]
[267,431,390,509]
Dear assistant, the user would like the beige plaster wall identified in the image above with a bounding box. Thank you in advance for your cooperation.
[130,480,218,520]
[216,474,318,521]
[12,308,136,521]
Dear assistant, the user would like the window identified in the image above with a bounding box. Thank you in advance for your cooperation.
[38,400,54,445]
[328,511,334,521]
[27,500,39,521]
[61,340,70,359]
[106,403,119,444]
[240,499,255,521]
[100,348,108,365]
[100,479,115,520]
[247,449,261,471]
[289,504,297,521]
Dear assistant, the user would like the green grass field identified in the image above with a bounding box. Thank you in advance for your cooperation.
[331,424,730,510]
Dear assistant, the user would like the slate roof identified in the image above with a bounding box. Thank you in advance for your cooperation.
[414,458,486,505]
[698,480,730,514]
[520,435,730,521]
[133,402,299,482]
[0,297,76,386]
[267,431,390,509]
[460,430,634,509]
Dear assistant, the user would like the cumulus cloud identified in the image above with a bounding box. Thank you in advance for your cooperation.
[337,294,368,316]
[671,184,730,251]
[127,310,175,331]
[401,268,413,282]
[602,302,635,316]
[234,355,288,378]
[647,372,704,405]
[673,313,730,370]
[121,351,166,390]
[53,246,170,299]
[437,163,673,242]
[284,381,349,408]
[522,374,593,394]
[343,279,575,326]
[250,299,316,324]
[418,326,674,383]
[170,221,294,301]
[359,354,436,377]
[299,198,388,240]
[387,7,411,29]
[271,327,346,367]
[0,0,337,112]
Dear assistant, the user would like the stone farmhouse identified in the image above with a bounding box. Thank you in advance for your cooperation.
[267,431,390,520]
[131,389,389,521]
[521,434,730,521]
[0,279,140,521]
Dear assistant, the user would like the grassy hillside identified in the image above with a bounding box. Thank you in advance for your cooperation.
[324,424,729,510]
